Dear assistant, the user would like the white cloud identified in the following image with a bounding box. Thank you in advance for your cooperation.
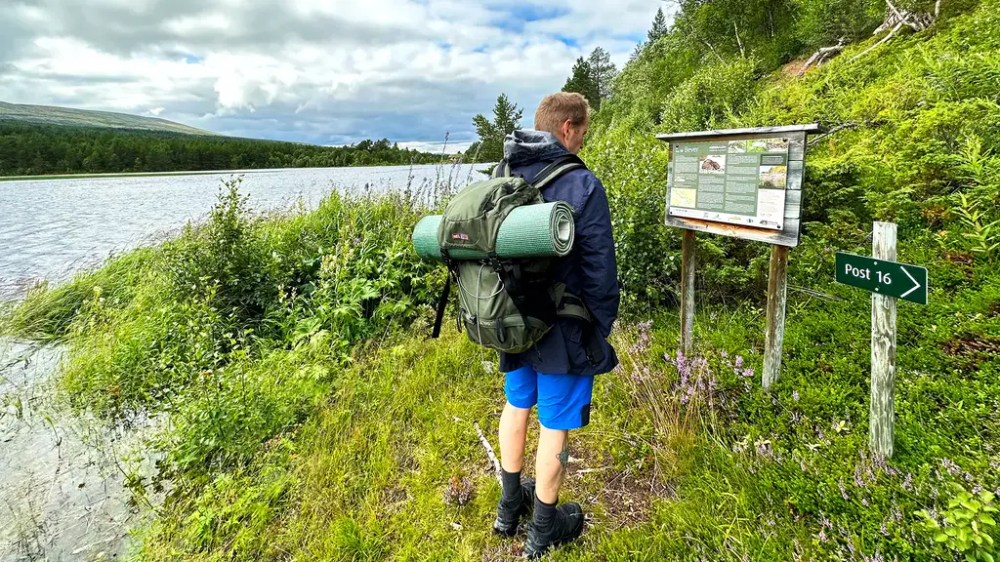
[0,0,666,146]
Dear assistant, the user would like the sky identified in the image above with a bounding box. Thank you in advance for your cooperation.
[0,0,667,153]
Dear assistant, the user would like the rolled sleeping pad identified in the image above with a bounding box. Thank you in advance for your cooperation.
[412,201,575,261]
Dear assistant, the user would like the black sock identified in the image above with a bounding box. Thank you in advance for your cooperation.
[501,468,522,505]
[533,493,557,529]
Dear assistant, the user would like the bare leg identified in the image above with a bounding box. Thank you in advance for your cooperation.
[535,425,569,504]
[499,402,531,472]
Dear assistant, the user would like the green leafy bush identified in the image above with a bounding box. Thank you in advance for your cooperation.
[917,486,999,561]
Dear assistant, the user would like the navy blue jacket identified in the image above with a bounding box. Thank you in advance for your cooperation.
[498,130,620,376]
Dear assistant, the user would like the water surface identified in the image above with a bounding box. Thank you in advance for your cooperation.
[0,164,488,300]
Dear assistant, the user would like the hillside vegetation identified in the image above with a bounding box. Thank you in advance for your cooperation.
[3,1,1000,561]
[0,122,447,177]
[0,101,216,135]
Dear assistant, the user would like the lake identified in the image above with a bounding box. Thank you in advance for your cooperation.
[0,163,489,301]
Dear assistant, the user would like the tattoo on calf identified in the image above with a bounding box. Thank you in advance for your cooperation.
[557,443,570,468]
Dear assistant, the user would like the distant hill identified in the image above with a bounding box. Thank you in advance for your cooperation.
[0,101,217,136]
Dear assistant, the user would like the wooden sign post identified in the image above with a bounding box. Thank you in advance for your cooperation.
[658,124,823,387]
[834,222,928,459]
[870,222,898,459]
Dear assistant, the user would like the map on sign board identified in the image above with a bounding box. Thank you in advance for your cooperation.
[667,137,801,231]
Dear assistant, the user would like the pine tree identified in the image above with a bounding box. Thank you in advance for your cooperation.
[649,7,669,43]
[471,94,523,163]
[562,57,601,109]
[588,47,619,100]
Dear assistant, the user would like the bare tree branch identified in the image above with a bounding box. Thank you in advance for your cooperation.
[701,40,726,64]
[734,22,745,58]
[799,39,846,76]
[474,422,501,483]
[808,122,859,146]
[851,21,905,62]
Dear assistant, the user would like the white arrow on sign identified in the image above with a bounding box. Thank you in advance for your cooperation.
[900,267,922,299]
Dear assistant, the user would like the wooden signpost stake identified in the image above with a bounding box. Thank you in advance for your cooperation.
[680,230,696,356]
[763,245,789,390]
[870,222,898,459]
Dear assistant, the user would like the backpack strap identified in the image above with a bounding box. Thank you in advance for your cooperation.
[432,251,460,339]
[532,154,587,190]
[492,160,512,179]
[551,282,606,367]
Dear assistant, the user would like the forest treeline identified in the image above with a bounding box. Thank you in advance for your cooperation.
[0,122,446,176]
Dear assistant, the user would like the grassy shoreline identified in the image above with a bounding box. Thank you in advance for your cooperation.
[0,162,468,183]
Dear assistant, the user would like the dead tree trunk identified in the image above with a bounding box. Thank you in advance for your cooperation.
[802,1,943,73]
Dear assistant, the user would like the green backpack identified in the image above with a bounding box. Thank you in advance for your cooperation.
[432,155,593,354]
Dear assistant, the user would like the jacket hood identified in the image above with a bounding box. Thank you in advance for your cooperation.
[503,129,570,167]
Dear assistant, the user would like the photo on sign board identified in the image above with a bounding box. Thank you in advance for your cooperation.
[759,165,788,189]
[748,139,769,153]
[670,188,697,208]
[699,154,726,174]
[728,140,747,153]
[766,138,789,153]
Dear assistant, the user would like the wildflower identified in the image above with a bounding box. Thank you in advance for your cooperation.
[839,478,849,501]
[818,530,827,543]
[854,467,866,488]
[720,350,728,358]
[902,473,913,491]
[861,497,869,507]
[940,458,960,476]
[880,522,889,536]
[735,355,744,369]
[792,390,800,402]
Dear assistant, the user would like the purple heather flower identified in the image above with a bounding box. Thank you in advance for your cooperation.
[720,350,728,358]
[840,478,850,500]
[792,390,800,402]
[855,469,866,488]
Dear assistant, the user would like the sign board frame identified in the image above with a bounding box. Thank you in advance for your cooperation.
[658,124,823,248]
[656,124,823,390]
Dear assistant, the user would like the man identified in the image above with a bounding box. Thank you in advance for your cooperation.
[491,92,620,558]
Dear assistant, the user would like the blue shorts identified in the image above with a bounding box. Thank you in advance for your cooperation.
[504,366,594,430]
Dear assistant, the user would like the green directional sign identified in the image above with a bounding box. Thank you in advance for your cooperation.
[835,253,928,305]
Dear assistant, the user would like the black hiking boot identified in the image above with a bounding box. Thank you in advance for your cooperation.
[524,500,584,559]
[493,478,536,537]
